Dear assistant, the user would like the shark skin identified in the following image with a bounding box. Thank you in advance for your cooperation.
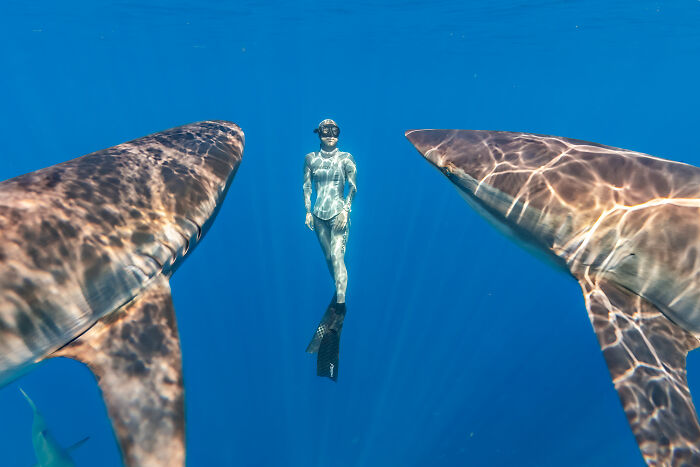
[406,129,700,466]
[0,121,244,466]
[20,388,88,467]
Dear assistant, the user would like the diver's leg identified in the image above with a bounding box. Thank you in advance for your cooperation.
[307,216,338,355]
[308,216,348,381]
[312,216,335,277]
[329,220,349,303]
[313,221,349,380]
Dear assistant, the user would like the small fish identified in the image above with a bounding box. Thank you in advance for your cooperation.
[0,121,244,466]
[20,388,88,467]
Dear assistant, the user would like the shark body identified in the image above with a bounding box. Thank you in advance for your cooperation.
[0,121,244,466]
[20,389,88,467]
[407,129,700,466]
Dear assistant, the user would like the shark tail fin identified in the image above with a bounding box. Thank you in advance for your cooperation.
[52,275,184,467]
[306,298,346,382]
[579,277,700,465]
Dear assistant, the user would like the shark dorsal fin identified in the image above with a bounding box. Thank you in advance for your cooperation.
[52,275,184,467]
[579,277,700,464]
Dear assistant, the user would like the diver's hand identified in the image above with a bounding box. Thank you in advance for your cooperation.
[334,211,348,231]
[305,212,314,231]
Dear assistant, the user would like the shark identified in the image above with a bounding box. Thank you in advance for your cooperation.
[406,129,700,466]
[20,388,89,467]
[0,121,244,466]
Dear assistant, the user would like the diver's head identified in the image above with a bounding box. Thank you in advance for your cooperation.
[314,119,339,150]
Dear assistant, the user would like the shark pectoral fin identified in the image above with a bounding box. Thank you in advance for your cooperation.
[52,275,184,467]
[66,436,90,452]
[579,277,700,465]
[19,388,38,413]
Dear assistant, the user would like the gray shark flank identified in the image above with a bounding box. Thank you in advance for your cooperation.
[0,120,244,466]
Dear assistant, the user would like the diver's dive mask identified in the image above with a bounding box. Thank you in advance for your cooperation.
[315,125,340,137]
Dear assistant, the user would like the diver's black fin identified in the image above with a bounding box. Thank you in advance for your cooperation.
[306,296,345,353]
[317,329,340,381]
[307,301,346,381]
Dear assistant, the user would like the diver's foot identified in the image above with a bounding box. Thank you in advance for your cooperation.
[332,302,346,317]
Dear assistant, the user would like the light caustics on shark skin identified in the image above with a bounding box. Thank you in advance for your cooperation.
[406,129,700,466]
[0,121,244,467]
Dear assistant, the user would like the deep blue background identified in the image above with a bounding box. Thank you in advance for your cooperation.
[0,1,699,465]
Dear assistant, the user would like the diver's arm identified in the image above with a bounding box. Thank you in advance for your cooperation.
[343,154,357,212]
[303,155,314,230]
[334,154,356,232]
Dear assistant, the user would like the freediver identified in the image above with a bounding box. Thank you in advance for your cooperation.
[303,119,357,381]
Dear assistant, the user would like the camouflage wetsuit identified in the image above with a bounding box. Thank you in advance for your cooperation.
[303,147,357,303]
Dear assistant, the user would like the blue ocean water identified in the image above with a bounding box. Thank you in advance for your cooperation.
[0,1,699,465]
